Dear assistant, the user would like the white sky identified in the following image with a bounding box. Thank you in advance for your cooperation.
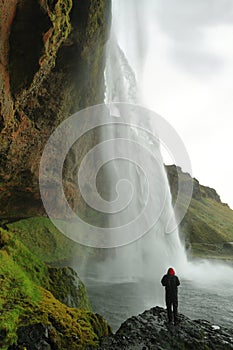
[113,0,233,209]
[142,24,233,209]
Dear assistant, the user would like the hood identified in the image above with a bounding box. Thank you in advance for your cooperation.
[167,267,175,275]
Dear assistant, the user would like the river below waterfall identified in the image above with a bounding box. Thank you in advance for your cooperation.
[85,277,233,332]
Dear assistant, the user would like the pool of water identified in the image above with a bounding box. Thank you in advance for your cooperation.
[85,278,233,332]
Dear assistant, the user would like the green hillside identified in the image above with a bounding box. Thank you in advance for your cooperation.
[183,197,233,259]
[166,165,233,260]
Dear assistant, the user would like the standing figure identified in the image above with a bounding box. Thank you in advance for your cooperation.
[161,267,180,325]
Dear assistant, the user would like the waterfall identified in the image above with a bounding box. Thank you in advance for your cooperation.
[103,0,233,291]
[38,0,233,332]
[75,0,188,324]
[100,0,187,278]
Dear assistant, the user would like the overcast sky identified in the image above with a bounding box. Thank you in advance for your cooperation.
[146,0,233,209]
[113,0,233,209]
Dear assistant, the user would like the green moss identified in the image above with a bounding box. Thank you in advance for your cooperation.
[6,216,102,268]
[48,266,91,310]
[0,229,44,348]
[30,288,109,349]
[0,229,49,287]
[41,0,73,68]
[0,227,109,348]
[6,217,83,264]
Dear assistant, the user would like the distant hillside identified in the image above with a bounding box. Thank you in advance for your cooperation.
[166,165,233,260]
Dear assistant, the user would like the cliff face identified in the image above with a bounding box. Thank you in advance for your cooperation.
[166,165,222,204]
[0,0,111,218]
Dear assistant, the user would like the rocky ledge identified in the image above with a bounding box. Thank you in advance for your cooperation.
[95,306,233,350]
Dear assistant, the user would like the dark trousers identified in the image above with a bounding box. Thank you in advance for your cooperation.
[166,300,178,323]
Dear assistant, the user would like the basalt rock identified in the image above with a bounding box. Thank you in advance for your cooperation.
[95,306,233,350]
[9,323,52,350]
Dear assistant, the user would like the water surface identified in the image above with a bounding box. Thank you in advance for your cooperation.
[85,278,233,332]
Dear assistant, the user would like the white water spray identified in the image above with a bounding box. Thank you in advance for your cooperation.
[76,0,233,330]
[74,0,187,317]
[100,0,187,280]
[104,0,233,284]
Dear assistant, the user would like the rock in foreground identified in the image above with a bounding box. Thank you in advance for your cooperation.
[95,306,233,350]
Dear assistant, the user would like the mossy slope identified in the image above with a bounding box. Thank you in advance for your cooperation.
[0,228,109,349]
[6,217,82,264]
[5,216,99,267]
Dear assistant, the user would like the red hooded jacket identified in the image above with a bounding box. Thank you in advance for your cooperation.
[168,267,175,275]
[161,267,180,302]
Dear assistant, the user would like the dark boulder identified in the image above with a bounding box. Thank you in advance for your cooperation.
[94,306,233,350]
[9,323,53,350]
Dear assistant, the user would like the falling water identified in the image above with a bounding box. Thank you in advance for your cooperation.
[77,0,233,331]
[76,0,187,325]
[100,0,188,277]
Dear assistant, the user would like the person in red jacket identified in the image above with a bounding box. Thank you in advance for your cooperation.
[161,267,180,325]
